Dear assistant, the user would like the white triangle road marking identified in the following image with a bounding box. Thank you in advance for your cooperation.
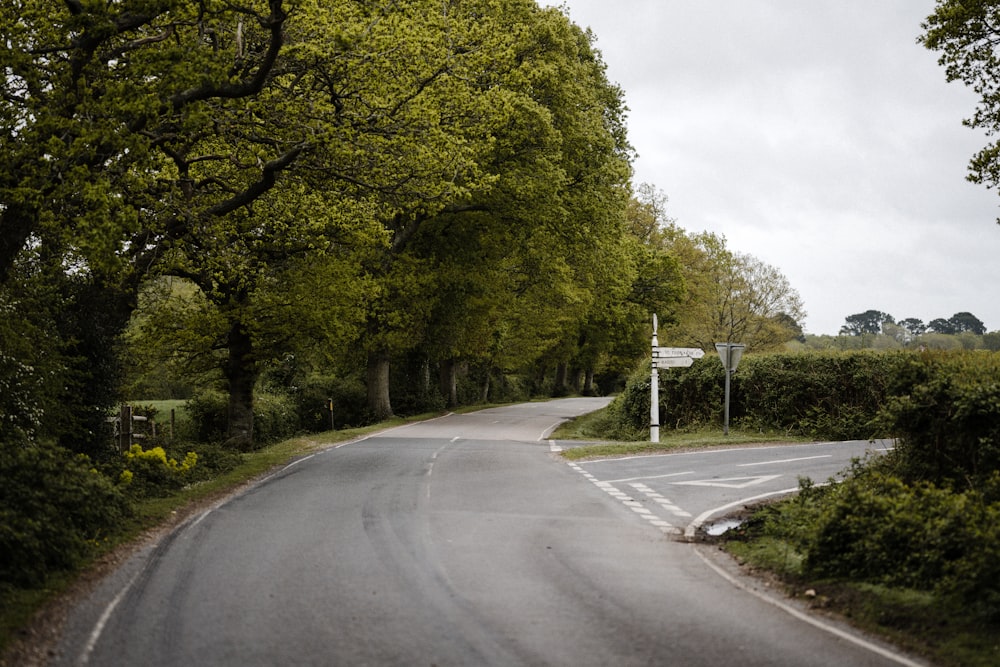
[672,475,781,489]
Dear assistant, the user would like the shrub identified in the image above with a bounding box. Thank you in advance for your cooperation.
[801,468,1000,621]
[608,350,903,440]
[0,443,130,587]
[293,375,371,431]
[878,350,1000,490]
[736,351,902,439]
[184,389,228,443]
[251,391,299,446]
[184,389,298,448]
[116,444,198,498]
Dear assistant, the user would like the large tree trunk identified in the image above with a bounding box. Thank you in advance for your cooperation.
[439,358,458,408]
[367,350,393,421]
[553,362,569,396]
[224,321,258,449]
[480,368,491,403]
[0,203,36,284]
[583,368,596,396]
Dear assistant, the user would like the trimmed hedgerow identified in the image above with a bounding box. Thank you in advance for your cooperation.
[734,351,902,440]
[609,350,905,440]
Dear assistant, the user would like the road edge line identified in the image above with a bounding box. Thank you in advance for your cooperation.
[692,546,926,667]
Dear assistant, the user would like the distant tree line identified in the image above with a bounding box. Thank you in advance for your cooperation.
[839,310,987,337]
[796,309,999,352]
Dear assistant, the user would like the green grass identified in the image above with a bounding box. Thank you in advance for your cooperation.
[552,406,811,460]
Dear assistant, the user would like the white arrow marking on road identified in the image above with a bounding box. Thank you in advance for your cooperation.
[672,475,781,489]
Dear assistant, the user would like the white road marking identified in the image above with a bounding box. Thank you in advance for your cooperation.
[673,475,781,489]
[567,464,685,534]
[628,483,693,518]
[684,487,801,539]
[539,420,565,441]
[78,566,144,665]
[693,547,925,667]
[603,471,695,484]
[738,455,831,467]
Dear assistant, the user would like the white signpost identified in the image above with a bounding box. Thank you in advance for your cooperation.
[653,356,695,369]
[650,315,705,442]
[653,347,706,359]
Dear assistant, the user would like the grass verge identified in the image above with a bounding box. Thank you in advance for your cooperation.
[552,407,810,460]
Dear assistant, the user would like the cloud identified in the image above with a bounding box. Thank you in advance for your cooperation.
[555,0,1000,334]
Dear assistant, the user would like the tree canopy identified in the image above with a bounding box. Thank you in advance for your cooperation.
[1,0,813,452]
[922,0,1000,222]
[840,310,986,337]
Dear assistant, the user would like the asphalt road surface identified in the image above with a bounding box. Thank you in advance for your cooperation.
[54,398,923,667]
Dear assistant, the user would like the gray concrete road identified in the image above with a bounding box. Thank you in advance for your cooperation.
[53,399,922,667]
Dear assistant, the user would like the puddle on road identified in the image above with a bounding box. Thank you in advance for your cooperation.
[704,518,743,536]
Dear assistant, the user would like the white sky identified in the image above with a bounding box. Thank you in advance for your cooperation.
[551,0,1000,335]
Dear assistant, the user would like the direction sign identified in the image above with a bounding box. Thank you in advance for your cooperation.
[652,347,705,359]
[654,356,695,369]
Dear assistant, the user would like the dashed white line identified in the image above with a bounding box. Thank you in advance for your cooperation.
[567,465,683,535]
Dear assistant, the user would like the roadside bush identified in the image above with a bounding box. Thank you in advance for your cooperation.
[0,443,130,587]
[607,350,902,440]
[657,357,724,429]
[293,374,371,431]
[602,367,652,439]
[184,389,228,443]
[878,350,1000,490]
[115,444,198,498]
[251,391,299,446]
[736,352,902,439]
[184,389,298,448]
[802,467,1000,621]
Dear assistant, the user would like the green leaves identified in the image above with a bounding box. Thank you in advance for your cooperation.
[921,1,1000,215]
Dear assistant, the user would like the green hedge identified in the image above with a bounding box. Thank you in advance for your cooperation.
[741,467,1000,624]
[781,468,1000,622]
[610,351,905,440]
[735,352,901,440]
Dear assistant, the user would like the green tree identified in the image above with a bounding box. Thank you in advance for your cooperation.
[128,0,509,437]
[922,2,1000,220]
[661,228,804,351]
[928,317,956,335]
[840,310,894,336]
[0,0,292,283]
[1,0,301,451]
[357,1,635,416]
[949,311,987,335]
[898,317,927,337]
